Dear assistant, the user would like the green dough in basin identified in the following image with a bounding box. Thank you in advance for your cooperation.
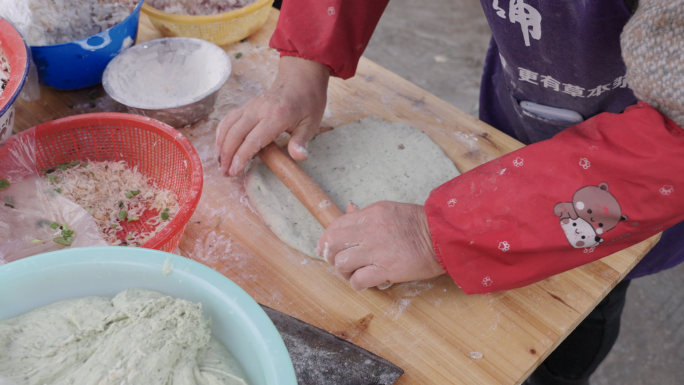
[0,289,248,385]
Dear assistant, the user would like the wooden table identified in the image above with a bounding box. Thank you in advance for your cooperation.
[14,10,660,385]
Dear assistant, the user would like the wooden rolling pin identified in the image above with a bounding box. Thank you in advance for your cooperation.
[257,142,345,229]
[257,142,393,290]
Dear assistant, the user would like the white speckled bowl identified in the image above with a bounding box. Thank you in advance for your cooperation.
[0,247,296,385]
[102,37,231,128]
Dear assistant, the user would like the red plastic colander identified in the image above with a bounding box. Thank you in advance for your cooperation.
[30,113,203,252]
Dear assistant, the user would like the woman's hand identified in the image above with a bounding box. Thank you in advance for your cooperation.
[216,56,330,176]
[317,202,446,290]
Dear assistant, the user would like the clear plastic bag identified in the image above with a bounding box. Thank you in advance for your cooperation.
[0,129,107,265]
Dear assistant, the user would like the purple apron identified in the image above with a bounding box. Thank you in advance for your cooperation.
[477,0,682,279]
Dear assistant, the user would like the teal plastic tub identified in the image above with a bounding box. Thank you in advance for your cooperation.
[0,247,296,385]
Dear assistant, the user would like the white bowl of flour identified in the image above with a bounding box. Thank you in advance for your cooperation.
[0,247,296,385]
[103,37,231,127]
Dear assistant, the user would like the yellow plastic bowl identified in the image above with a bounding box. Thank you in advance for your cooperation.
[141,0,274,46]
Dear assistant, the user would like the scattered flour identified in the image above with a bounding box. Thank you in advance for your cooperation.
[392,280,436,297]
[291,142,308,157]
[162,257,173,276]
[384,298,413,321]
[433,55,449,63]
[377,282,393,290]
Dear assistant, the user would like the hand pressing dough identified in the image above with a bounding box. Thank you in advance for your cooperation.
[245,117,460,260]
[0,289,248,385]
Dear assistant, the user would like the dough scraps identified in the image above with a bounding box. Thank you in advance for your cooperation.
[0,289,248,385]
[245,116,460,260]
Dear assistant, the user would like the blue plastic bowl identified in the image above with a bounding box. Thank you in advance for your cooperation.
[30,1,144,90]
[0,247,297,385]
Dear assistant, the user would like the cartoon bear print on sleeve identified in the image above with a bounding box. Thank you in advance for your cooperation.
[554,182,629,248]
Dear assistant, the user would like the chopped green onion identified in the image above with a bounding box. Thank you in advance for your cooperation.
[0,179,10,191]
[50,222,59,229]
[127,216,139,222]
[54,188,61,194]
[124,190,140,198]
[81,162,88,167]
[69,161,80,167]
[161,208,170,220]
[126,234,132,240]
[235,52,242,59]
[118,210,128,221]
[53,237,72,246]
[62,223,68,231]
[31,239,42,244]
[47,175,61,183]
[111,224,118,229]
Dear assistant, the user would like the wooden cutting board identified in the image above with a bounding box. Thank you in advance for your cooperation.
[13,10,660,385]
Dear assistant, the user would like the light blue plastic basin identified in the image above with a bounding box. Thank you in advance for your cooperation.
[0,246,296,385]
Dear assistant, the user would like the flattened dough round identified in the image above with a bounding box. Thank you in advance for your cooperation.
[245,117,460,260]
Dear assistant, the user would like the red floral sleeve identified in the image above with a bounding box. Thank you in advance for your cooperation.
[269,0,390,79]
[425,102,684,294]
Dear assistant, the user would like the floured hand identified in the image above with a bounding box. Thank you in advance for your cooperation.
[215,56,330,176]
[317,201,445,290]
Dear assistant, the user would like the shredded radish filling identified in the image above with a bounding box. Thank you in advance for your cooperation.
[45,160,180,246]
[0,54,9,96]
